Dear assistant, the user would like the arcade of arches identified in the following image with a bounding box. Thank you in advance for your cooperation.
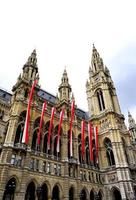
[2,177,124,200]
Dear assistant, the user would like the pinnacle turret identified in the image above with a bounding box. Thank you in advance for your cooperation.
[91,44,104,73]
[22,49,39,82]
[128,111,136,142]
[58,69,72,102]
[128,111,136,129]
[23,49,38,71]
[12,49,39,92]
[86,45,121,116]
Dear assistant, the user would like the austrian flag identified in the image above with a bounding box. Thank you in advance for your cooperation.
[81,120,85,161]
[69,100,75,157]
[37,101,46,146]
[88,122,93,162]
[22,79,38,144]
[47,107,56,150]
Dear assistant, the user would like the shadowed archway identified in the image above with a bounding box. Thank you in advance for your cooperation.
[52,185,60,200]
[112,188,122,200]
[25,182,36,200]
[3,178,16,200]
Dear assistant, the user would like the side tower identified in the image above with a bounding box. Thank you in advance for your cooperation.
[0,50,40,199]
[58,69,72,104]
[86,45,121,116]
[86,45,136,200]
[4,49,39,147]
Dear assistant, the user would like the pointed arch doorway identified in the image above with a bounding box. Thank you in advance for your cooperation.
[52,185,60,200]
[112,188,122,200]
[3,178,16,200]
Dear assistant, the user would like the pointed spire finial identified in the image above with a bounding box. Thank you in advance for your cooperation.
[128,110,131,116]
[91,44,104,72]
[92,43,95,50]
[58,68,72,102]
[22,49,39,82]
[24,49,38,69]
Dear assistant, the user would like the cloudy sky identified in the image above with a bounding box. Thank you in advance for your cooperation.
[0,0,136,124]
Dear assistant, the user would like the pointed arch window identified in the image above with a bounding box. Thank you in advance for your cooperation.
[96,90,105,111]
[104,138,115,166]
[53,125,62,159]
[3,178,16,200]
[31,117,40,151]
[43,121,51,155]
[85,137,90,165]
[78,134,82,163]
[93,62,97,71]
[14,111,26,145]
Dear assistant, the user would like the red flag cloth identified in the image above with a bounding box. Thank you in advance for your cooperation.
[37,101,46,145]
[69,100,75,157]
[96,126,99,163]
[22,79,38,144]
[94,126,99,163]
[88,122,93,162]
[81,120,85,161]
[56,108,65,153]
[47,107,56,150]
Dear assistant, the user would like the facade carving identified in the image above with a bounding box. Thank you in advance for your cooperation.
[0,47,136,200]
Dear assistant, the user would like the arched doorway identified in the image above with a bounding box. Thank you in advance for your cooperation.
[25,182,36,200]
[80,189,87,200]
[41,184,48,200]
[90,190,94,200]
[52,185,59,200]
[134,186,136,198]
[3,178,16,200]
[98,191,102,200]
[112,188,122,200]
[69,187,74,200]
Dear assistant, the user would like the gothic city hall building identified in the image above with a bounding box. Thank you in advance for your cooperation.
[0,46,136,200]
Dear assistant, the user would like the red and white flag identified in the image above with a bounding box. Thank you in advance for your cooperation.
[69,100,75,157]
[37,101,46,146]
[94,126,99,163]
[56,108,65,153]
[22,79,38,144]
[88,122,93,162]
[47,107,56,150]
[81,120,85,161]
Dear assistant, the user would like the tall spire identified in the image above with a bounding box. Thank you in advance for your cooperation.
[91,44,104,73]
[86,45,121,116]
[22,49,39,82]
[12,49,39,92]
[58,68,72,102]
[23,49,38,70]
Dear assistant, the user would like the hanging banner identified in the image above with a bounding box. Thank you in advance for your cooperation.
[37,101,46,146]
[22,79,38,144]
[56,108,65,153]
[47,107,56,150]
[69,100,75,157]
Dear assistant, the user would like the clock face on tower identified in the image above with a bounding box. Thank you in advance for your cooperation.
[94,75,100,85]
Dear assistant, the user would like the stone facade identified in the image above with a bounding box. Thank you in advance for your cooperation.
[0,47,136,200]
